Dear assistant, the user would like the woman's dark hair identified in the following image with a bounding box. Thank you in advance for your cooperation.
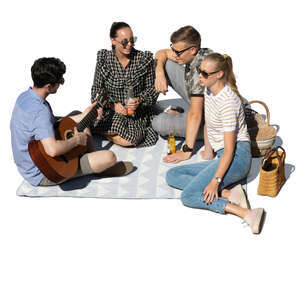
[110,21,130,38]
[31,57,66,88]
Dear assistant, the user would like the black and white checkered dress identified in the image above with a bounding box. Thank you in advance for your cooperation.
[91,48,159,147]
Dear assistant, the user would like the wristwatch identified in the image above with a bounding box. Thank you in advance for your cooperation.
[215,177,222,183]
[182,144,193,152]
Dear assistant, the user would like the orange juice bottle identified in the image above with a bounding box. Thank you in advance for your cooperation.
[168,132,176,154]
[126,85,134,116]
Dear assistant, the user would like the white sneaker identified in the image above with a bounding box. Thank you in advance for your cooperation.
[229,184,250,209]
[243,208,265,234]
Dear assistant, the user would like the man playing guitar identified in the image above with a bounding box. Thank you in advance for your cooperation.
[10,57,133,186]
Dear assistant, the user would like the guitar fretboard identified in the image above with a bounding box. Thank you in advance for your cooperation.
[76,94,107,132]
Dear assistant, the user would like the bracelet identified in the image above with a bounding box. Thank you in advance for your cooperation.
[164,105,172,113]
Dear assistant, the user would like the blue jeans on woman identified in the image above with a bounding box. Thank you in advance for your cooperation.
[166,141,251,214]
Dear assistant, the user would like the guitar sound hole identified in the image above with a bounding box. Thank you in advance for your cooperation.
[65,130,74,139]
[60,155,69,163]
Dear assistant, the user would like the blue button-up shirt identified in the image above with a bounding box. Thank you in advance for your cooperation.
[10,88,56,186]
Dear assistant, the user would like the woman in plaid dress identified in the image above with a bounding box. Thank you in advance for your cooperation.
[91,22,159,147]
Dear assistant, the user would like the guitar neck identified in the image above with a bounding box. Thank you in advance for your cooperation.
[76,94,107,132]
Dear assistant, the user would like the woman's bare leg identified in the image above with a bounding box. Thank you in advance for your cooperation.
[221,185,250,209]
[100,132,133,147]
[106,135,133,147]
[224,202,250,218]
[222,188,249,217]
[221,188,249,217]
[222,190,265,234]
[221,189,230,199]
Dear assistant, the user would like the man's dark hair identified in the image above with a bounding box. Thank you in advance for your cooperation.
[110,21,130,38]
[170,25,201,50]
[31,57,66,88]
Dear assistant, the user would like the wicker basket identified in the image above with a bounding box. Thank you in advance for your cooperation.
[245,100,277,157]
[257,146,286,197]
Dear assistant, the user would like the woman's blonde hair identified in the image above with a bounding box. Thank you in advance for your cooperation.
[204,53,241,99]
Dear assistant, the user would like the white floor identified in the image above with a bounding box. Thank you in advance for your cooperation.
[1,1,299,299]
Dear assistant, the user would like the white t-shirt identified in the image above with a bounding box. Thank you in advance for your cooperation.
[204,85,250,152]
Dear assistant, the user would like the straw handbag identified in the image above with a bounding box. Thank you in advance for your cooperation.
[245,100,277,157]
[257,146,286,197]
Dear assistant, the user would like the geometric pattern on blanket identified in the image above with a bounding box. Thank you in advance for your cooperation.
[16,136,206,199]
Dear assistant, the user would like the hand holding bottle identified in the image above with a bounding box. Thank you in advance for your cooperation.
[125,97,140,115]
[114,103,127,115]
[125,85,140,116]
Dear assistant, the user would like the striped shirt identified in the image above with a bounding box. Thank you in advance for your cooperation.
[204,85,250,152]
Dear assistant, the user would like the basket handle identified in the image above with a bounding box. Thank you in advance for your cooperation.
[246,100,271,126]
[276,146,286,163]
[262,146,285,170]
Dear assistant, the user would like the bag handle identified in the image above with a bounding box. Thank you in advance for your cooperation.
[262,146,286,170]
[245,100,271,126]
[276,146,286,162]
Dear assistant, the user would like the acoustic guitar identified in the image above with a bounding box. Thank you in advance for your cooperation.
[28,93,108,183]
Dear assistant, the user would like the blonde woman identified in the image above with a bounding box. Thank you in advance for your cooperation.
[166,53,265,234]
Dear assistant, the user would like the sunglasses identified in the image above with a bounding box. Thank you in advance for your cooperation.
[115,36,137,48]
[196,66,220,78]
[170,44,195,56]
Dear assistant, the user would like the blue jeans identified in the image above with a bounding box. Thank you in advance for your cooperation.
[166,141,251,214]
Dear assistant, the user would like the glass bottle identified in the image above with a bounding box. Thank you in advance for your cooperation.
[168,131,176,154]
[126,85,134,116]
